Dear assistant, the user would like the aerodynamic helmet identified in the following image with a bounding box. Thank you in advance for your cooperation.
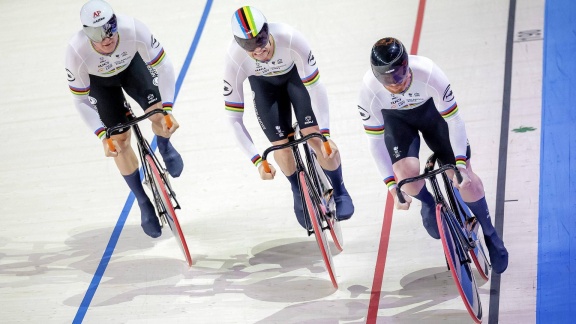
[231,6,269,52]
[370,37,409,85]
[80,0,118,43]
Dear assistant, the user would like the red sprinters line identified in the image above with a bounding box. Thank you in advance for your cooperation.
[366,192,395,323]
[411,0,427,55]
[366,0,426,322]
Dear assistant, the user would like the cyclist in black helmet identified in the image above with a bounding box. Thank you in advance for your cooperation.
[356,37,508,274]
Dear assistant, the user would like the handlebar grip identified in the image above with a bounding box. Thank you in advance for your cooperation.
[106,138,116,152]
[455,169,463,184]
[323,140,332,156]
[164,114,173,129]
[396,187,406,204]
[262,160,271,173]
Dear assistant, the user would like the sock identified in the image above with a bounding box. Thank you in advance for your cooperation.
[123,169,149,204]
[286,172,306,228]
[323,165,348,197]
[156,135,183,177]
[323,165,354,220]
[157,135,171,155]
[413,185,436,209]
[465,197,495,236]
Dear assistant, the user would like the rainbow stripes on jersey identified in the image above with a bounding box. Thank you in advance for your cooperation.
[225,101,244,113]
[440,103,458,118]
[69,85,90,96]
[363,124,385,136]
[320,128,330,138]
[163,102,173,113]
[456,155,467,167]
[95,127,106,140]
[302,69,320,86]
[149,48,166,68]
[234,6,259,38]
[251,154,262,167]
[384,176,397,189]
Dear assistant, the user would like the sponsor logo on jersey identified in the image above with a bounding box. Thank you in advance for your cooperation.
[357,106,370,121]
[151,35,160,49]
[253,93,266,130]
[147,94,157,104]
[153,77,159,86]
[275,126,284,137]
[307,51,316,66]
[66,69,75,82]
[443,84,454,102]
[304,116,314,125]
[88,96,98,109]
[393,146,401,158]
[223,80,233,96]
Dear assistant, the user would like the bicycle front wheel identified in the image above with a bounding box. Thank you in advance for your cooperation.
[436,204,482,323]
[299,171,338,289]
[145,155,193,267]
[309,150,344,251]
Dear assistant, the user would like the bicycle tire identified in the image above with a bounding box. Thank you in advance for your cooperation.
[436,204,482,323]
[309,150,344,251]
[299,171,338,288]
[145,155,193,267]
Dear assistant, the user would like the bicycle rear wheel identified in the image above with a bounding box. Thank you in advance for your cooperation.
[299,171,338,288]
[145,155,193,267]
[436,204,482,323]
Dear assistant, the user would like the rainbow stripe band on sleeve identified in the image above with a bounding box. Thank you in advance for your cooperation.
[95,127,106,139]
[302,69,320,86]
[364,124,385,136]
[225,101,244,113]
[149,48,166,68]
[440,103,458,118]
[163,103,173,113]
[251,154,262,167]
[455,155,467,167]
[384,176,397,189]
[320,128,330,138]
[69,85,90,96]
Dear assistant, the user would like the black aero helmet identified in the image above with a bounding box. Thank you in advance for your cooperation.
[370,38,409,85]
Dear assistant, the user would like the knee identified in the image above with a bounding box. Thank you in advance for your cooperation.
[393,159,420,180]
[113,133,131,150]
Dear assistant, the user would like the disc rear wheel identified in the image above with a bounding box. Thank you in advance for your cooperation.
[146,155,192,267]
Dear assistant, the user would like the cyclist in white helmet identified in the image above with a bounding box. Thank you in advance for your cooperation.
[65,0,183,238]
[357,37,508,274]
[223,6,354,229]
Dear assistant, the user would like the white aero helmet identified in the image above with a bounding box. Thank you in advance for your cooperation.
[231,6,269,52]
[80,0,118,42]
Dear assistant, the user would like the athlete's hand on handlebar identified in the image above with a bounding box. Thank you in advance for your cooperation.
[258,162,276,180]
[321,138,339,159]
[391,187,412,210]
[103,138,120,157]
[453,167,472,190]
[161,114,179,136]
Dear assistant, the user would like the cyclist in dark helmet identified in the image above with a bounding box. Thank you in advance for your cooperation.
[65,0,184,239]
[357,37,508,274]
[224,6,354,229]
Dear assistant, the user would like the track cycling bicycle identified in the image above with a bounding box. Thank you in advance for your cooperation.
[106,108,193,267]
[396,154,491,323]
[261,124,344,288]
